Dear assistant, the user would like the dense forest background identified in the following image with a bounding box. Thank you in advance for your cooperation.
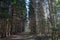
[0,0,60,39]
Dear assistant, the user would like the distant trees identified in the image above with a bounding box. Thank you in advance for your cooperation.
[0,0,60,38]
[0,0,9,37]
[0,0,26,36]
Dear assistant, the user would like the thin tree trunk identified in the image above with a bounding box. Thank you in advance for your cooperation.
[29,5,36,34]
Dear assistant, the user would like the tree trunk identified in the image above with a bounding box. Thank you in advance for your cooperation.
[29,5,36,34]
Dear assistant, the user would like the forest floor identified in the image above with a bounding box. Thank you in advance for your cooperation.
[0,33,60,40]
[0,36,60,40]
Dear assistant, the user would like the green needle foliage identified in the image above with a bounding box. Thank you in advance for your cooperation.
[12,0,17,5]
[0,7,9,19]
[17,0,26,16]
